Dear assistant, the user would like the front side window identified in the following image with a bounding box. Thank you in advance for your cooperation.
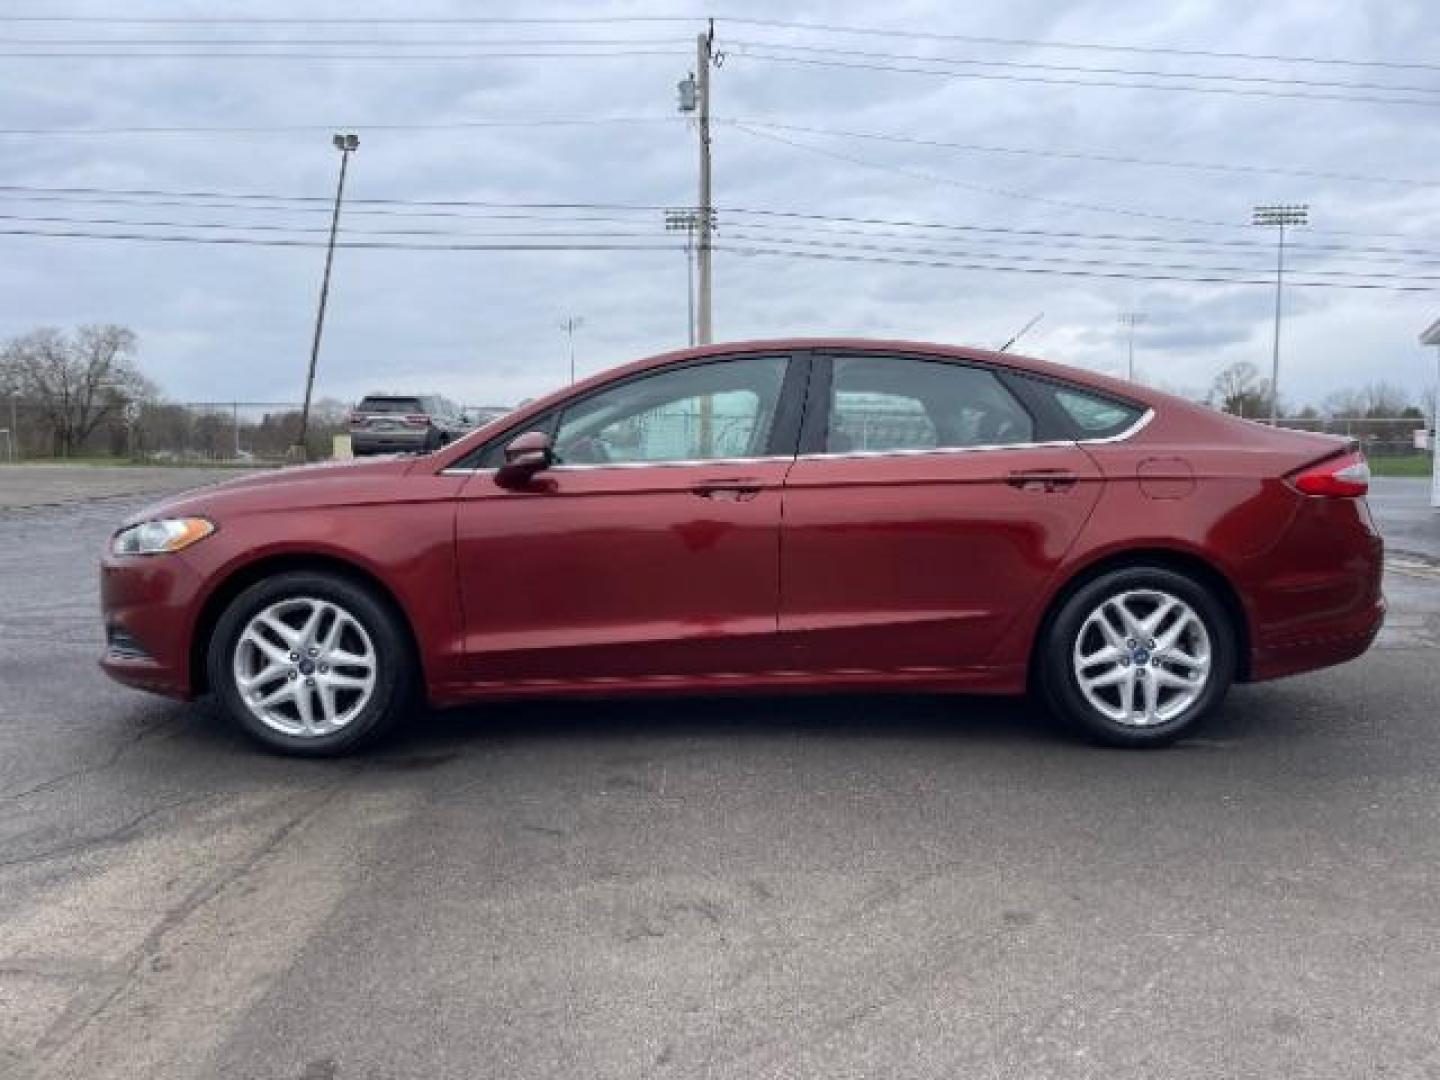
[550,355,788,465]
[826,356,1034,453]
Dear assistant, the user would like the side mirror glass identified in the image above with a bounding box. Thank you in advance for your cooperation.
[496,430,554,488]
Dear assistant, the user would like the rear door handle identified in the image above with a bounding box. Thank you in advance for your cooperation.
[1006,469,1078,493]
[692,478,763,501]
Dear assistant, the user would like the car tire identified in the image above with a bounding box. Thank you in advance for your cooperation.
[207,570,415,756]
[1037,565,1236,748]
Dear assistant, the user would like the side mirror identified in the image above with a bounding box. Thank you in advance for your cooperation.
[496,430,554,488]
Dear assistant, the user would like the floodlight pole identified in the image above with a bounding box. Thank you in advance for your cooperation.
[1419,318,1440,509]
[1252,204,1308,427]
[1118,312,1146,382]
[560,316,584,383]
[295,132,358,461]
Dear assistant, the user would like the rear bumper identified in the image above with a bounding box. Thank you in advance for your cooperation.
[1249,596,1385,682]
[351,430,427,454]
[1244,497,1385,682]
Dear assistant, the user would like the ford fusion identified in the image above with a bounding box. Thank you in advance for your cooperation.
[100,340,1384,755]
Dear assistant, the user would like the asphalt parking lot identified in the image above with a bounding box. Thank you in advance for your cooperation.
[1,465,1438,1079]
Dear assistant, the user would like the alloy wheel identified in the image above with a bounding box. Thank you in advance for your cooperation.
[232,596,377,738]
[1071,588,1212,727]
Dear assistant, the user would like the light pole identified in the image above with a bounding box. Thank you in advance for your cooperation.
[294,131,358,461]
[1117,312,1147,382]
[1252,204,1308,426]
[665,208,699,345]
[559,316,585,383]
[9,391,17,462]
[1420,317,1440,510]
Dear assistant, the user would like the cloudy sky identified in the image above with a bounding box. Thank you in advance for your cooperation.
[3,0,1439,412]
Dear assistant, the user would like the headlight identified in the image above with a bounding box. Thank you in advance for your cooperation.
[111,517,215,556]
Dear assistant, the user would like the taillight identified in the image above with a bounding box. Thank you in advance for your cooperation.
[347,412,362,424]
[403,413,430,427]
[1290,452,1370,498]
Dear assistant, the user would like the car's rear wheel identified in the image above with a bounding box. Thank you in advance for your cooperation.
[207,571,414,755]
[1038,566,1236,747]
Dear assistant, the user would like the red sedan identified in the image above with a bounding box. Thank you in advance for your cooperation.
[100,339,1384,755]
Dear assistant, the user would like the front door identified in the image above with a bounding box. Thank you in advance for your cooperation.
[455,353,803,686]
[779,352,1103,675]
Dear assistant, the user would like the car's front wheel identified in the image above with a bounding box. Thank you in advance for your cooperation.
[208,571,414,755]
[1038,566,1236,747]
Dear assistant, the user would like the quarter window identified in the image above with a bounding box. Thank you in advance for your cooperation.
[826,356,1034,453]
[550,355,788,465]
[1050,387,1144,438]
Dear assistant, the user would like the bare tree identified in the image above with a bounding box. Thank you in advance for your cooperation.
[2,325,152,456]
[1209,361,1273,418]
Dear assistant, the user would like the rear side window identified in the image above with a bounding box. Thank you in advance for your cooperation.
[358,397,423,414]
[827,356,1034,453]
[1049,387,1144,438]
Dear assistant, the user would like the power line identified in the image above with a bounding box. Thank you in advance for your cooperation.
[718,230,1440,283]
[0,48,685,60]
[10,206,1439,269]
[728,124,1439,242]
[2,183,1437,256]
[0,12,1429,73]
[2,220,1437,290]
[0,115,682,136]
[719,243,1440,292]
[724,119,1433,188]
[726,39,1440,97]
[730,122,1242,230]
[718,16,1440,74]
[732,50,1440,109]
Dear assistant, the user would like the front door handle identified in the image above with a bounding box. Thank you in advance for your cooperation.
[1006,469,1078,493]
[692,479,763,502]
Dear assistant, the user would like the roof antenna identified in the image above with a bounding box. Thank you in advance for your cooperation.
[998,312,1044,353]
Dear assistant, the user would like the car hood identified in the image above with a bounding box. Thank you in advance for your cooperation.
[118,456,420,527]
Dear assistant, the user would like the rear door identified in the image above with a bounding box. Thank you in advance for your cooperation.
[778,351,1104,674]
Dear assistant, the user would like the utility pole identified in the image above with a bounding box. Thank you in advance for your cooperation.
[695,23,715,344]
[294,131,359,461]
[559,316,585,383]
[1252,204,1308,426]
[1117,312,1147,382]
[8,392,17,461]
[664,208,698,345]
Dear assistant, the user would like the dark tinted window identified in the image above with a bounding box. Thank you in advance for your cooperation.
[826,357,1034,453]
[357,396,423,414]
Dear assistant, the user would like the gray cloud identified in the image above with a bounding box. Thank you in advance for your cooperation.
[1,0,1437,411]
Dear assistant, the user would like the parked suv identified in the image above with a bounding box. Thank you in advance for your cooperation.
[349,394,467,456]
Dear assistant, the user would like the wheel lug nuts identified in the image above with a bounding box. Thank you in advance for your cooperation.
[1120,658,1130,667]
[308,647,319,657]
[1147,639,1156,649]
[1137,669,1147,678]
[288,670,298,680]
[305,677,315,686]
[318,664,328,674]
[288,652,298,662]
[1126,639,1136,648]
[1152,657,1161,667]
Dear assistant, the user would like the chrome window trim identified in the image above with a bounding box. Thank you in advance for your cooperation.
[440,453,793,476]
[797,439,1078,462]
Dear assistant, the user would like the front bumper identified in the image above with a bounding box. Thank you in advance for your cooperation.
[99,551,204,699]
